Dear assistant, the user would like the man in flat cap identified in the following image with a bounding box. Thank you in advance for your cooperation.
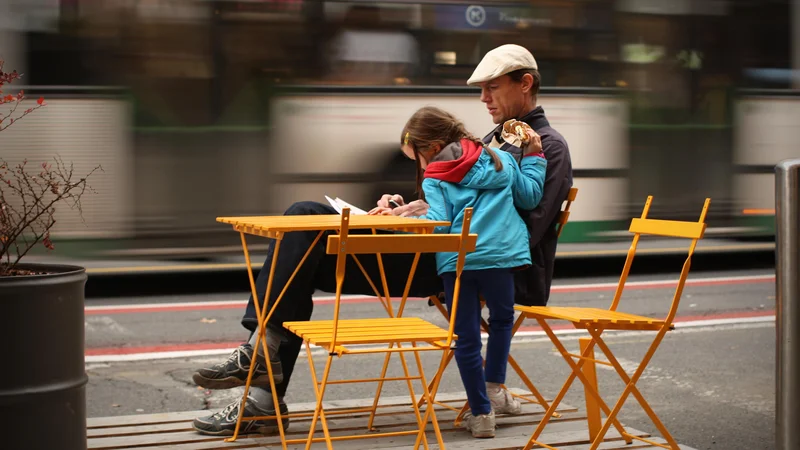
[474,44,573,309]
[190,43,572,440]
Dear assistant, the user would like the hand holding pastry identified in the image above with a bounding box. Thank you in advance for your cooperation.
[523,128,542,155]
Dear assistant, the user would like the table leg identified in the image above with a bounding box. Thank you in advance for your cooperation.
[226,230,324,446]
[227,232,285,445]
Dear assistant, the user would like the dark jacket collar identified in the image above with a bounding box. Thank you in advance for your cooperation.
[520,106,550,130]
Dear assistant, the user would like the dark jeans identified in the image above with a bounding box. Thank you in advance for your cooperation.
[443,269,515,416]
[240,201,443,396]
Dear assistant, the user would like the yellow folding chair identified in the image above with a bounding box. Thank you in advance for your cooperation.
[283,207,477,450]
[516,195,711,450]
[421,186,578,421]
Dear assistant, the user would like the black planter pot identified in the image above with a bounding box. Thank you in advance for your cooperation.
[0,264,88,450]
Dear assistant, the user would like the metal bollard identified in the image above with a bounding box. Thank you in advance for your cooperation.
[775,159,800,450]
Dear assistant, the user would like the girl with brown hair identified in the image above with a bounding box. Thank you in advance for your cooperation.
[398,106,547,438]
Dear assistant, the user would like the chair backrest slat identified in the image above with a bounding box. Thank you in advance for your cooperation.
[566,186,578,202]
[327,234,477,255]
[556,187,579,239]
[629,218,706,240]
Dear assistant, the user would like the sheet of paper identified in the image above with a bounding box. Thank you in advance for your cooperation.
[325,195,342,214]
[324,195,368,215]
[335,197,368,215]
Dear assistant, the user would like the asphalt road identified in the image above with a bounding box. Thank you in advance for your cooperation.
[84,268,777,450]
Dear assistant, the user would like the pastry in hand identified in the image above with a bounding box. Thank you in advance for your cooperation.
[501,119,533,147]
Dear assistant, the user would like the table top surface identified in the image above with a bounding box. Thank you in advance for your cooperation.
[217,214,450,234]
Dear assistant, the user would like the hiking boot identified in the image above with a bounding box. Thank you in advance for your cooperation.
[192,343,283,390]
[460,410,496,438]
[487,384,522,415]
[192,396,290,436]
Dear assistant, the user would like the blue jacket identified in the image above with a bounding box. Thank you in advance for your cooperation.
[419,139,547,275]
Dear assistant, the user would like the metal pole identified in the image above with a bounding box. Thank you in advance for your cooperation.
[776,158,800,450]
[793,0,800,89]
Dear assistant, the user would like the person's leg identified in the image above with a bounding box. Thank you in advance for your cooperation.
[443,271,495,438]
[479,269,521,415]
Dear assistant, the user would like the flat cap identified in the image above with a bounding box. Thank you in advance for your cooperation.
[467,44,538,86]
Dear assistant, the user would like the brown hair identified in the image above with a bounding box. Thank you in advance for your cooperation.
[508,68,541,99]
[401,106,503,198]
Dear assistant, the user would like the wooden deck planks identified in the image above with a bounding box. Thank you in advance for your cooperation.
[86,390,695,450]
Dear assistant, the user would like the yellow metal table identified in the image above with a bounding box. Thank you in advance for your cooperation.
[215,213,451,445]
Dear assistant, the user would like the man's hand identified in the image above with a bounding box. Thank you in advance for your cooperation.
[523,129,543,155]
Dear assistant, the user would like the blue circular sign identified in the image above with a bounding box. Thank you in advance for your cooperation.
[465,5,486,27]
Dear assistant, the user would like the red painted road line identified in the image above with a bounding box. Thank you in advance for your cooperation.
[85,275,775,316]
[86,341,244,356]
[86,303,245,316]
[85,309,775,357]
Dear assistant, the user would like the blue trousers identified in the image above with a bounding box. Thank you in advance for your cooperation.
[442,268,515,416]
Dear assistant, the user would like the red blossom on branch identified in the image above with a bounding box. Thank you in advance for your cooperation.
[0,59,46,132]
[0,60,100,276]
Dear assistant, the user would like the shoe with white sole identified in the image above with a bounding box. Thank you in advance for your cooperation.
[487,384,522,415]
[460,410,496,438]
